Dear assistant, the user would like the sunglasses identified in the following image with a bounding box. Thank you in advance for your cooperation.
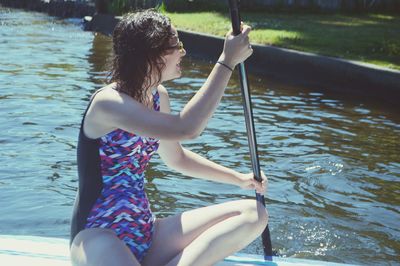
[176,41,184,52]
[168,40,184,53]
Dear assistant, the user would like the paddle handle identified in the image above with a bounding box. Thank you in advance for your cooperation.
[228,0,273,258]
[228,0,262,187]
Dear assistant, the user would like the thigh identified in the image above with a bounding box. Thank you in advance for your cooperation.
[142,199,258,266]
[70,228,140,266]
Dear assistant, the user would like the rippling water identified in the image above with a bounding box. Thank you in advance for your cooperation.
[0,7,399,265]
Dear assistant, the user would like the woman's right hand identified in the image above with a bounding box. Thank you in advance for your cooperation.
[237,171,268,195]
[219,23,253,69]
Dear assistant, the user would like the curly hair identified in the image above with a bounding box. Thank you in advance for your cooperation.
[109,9,175,105]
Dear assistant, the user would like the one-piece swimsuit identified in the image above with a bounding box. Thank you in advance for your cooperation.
[70,88,160,262]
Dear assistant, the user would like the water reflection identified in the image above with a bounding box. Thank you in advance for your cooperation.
[87,33,112,88]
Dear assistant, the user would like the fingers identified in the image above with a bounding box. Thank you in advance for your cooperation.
[239,172,268,194]
[222,22,253,67]
[240,21,252,36]
[255,179,267,194]
[227,22,251,37]
[249,178,266,194]
[260,170,268,182]
[255,171,268,194]
[241,24,252,36]
[241,24,252,53]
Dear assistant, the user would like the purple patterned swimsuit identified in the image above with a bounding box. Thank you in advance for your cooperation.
[71,89,160,262]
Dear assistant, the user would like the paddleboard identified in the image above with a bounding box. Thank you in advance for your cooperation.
[0,235,358,265]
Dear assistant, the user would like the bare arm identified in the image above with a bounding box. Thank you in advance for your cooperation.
[85,26,253,141]
[161,145,242,186]
[157,86,267,194]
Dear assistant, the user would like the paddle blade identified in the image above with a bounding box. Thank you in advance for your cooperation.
[261,225,273,259]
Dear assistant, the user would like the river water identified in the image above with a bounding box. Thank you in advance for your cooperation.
[0,6,399,265]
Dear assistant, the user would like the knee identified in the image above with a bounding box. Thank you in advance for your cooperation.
[240,199,269,231]
[70,229,118,266]
[72,229,114,249]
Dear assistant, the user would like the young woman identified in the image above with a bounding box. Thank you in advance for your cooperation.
[70,9,268,266]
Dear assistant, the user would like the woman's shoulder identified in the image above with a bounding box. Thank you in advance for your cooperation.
[157,84,171,113]
[157,84,169,97]
[88,83,112,101]
[92,83,130,105]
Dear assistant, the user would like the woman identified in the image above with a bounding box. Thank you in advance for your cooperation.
[70,9,268,266]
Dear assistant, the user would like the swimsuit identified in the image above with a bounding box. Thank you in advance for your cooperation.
[70,88,160,262]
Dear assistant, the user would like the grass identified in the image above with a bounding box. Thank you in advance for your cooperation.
[164,11,400,70]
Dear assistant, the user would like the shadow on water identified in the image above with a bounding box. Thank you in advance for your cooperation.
[0,7,399,265]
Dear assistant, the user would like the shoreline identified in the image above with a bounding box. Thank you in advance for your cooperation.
[1,0,399,106]
[86,14,400,107]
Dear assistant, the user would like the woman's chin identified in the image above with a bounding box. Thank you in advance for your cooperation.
[163,73,182,82]
[173,70,182,79]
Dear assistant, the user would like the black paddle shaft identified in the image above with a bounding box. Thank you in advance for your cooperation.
[227,0,273,258]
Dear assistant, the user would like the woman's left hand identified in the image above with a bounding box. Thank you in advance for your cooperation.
[237,171,268,194]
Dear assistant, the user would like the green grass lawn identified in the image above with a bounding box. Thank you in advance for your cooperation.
[165,11,400,70]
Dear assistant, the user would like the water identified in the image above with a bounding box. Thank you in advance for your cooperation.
[1,7,399,265]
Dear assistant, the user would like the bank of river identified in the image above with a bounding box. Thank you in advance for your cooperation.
[0,7,399,265]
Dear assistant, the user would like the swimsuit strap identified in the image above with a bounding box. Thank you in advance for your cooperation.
[80,88,106,127]
[152,89,160,111]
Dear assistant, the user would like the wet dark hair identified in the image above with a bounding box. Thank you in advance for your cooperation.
[109,9,175,105]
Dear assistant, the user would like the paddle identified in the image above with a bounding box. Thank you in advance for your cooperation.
[227,0,273,259]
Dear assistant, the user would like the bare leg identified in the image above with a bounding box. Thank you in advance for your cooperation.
[142,199,268,266]
[70,228,141,266]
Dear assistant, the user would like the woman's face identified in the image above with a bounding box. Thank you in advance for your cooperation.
[160,26,186,82]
